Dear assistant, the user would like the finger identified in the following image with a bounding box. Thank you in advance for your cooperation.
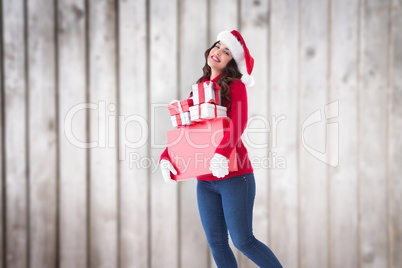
[168,164,178,175]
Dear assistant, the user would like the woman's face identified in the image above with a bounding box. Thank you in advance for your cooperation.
[207,41,233,74]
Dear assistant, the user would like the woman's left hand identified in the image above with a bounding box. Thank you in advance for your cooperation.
[209,153,229,178]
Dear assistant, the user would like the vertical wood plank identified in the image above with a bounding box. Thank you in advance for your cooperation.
[3,0,28,267]
[270,0,300,267]
[209,0,239,43]
[329,0,359,267]
[150,0,179,267]
[27,0,57,266]
[118,0,149,267]
[57,0,87,267]
[299,0,330,267]
[358,1,390,267]
[88,0,118,267]
[208,2,239,267]
[240,0,270,267]
[0,0,4,266]
[178,0,209,267]
[390,2,402,267]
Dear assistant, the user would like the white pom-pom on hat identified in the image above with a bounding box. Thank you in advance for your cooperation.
[241,73,255,87]
[216,30,255,87]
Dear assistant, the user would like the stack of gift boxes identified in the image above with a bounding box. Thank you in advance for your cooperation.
[168,81,227,127]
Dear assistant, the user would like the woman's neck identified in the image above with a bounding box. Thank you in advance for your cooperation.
[210,70,221,81]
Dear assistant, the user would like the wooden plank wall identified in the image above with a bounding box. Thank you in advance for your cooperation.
[3,1,28,268]
[0,0,401,268]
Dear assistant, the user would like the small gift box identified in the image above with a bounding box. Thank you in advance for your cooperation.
[168,99,193,115]
[189,103,227,122]
[168,99,194,127]
[191,81,221,105]
[171,112,191,128]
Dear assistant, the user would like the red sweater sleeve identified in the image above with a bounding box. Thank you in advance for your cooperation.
[215,81,248,159]
[159,147,170,163]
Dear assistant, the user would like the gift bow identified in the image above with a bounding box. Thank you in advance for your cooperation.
[169,99,185,114]
[205,80,221,90]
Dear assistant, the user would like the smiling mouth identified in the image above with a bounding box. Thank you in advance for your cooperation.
[211,55,221,62]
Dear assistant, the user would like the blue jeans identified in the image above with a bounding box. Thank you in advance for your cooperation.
[197,173,283,268]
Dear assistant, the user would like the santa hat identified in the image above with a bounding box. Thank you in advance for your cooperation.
[216,30,255,87]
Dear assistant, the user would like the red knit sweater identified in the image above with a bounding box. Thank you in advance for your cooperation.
[159,75,254,181]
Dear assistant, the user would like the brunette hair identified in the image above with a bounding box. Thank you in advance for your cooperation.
[196,41,242,108]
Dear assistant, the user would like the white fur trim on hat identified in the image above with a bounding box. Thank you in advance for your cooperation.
[238,63,255,87]
[216,31,245,67]
[217,31,254,87]
[241,74,255,87]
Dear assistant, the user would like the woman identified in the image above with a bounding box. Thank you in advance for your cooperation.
[159,30,283,268]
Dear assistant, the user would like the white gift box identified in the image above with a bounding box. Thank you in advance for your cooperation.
[191,81,221,105]
[171,112,192,127]
[189,103,227,122]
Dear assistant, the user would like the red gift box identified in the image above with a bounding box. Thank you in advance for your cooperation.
[167,117,237,181]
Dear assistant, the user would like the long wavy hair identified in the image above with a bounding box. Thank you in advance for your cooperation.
[196,41,242,108]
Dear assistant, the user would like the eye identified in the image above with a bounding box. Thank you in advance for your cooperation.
[224,51,229,56]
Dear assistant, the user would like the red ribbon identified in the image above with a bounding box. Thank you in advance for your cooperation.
[213,82,221,90]
[169,99,193,116]
[175,114,182,126]
[168,103,180,116]
[197,81,221,105]
[211,82,220,105]
[198,104,202,119]
[197,83,205,104]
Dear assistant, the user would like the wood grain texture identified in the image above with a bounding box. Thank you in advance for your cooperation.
[27,0,57,267]
[149,0,179,267]
[389,0,402,267]
[0,1,400,267]
[209,0,239,44]
[0,0,4,266]
[270,0,300,267]
[178,0,209,267]
[299,0,330,267]
[358,1,390,267]
[88,0,118,267]
[329,0,359,267]
[118,0,149,267]
[3,0,28,267]
[208,1,239,266]
[240,0,270,267]
[57,0,87,267]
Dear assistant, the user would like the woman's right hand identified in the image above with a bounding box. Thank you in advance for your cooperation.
[159,159,178,185]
